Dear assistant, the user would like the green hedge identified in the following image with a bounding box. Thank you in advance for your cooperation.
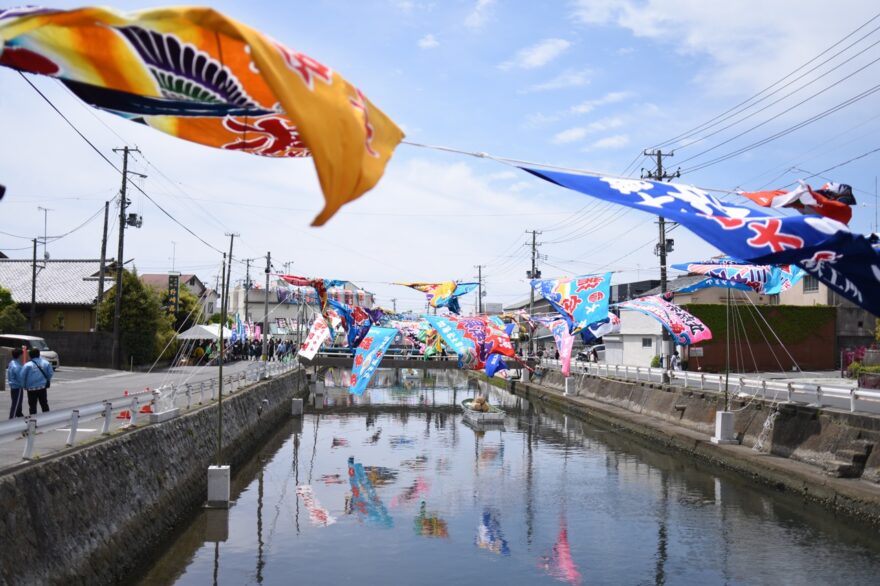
[683,304,836,346]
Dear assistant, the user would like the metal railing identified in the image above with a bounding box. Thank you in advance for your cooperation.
[0,360,298,461]
[539,358,880,414]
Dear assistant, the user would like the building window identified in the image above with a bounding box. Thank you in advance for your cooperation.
[642,337,652,348]
[803,275,819,292]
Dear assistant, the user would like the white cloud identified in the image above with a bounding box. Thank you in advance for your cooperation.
[568,0,878,94]
[418,34,439,49]
[552,116,625,144]
[571,91,633,114]
[586,134,630,150]
[616,47,636,56]
[500,38,571,70]
[523,112,563,128]
[523,69,592,92]
[464,0,495,29]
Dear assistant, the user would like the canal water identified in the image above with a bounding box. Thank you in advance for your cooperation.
[138,370,880,585]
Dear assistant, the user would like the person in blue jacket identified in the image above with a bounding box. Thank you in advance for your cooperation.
[6,347,24,419]
[20,347,53,415]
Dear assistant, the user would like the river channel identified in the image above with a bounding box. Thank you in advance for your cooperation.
[137,370,880,585]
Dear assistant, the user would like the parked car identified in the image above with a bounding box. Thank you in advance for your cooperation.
[0,334,60,368]
[576,344,605,362]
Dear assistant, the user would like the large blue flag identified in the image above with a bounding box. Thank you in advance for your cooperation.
[531,272,612,333]
[672,257,804,295]
[523,168,880,316]
[349,326,397,395]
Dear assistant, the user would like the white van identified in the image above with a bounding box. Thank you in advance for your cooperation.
[0,335,60,368]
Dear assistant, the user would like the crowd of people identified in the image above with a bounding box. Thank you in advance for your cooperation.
[180,337,298,366]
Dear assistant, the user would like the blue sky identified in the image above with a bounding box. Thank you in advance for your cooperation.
[2,1,879,311]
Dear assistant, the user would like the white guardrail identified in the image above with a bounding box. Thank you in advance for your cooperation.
[538,358,880,414]
[0,361,297,461]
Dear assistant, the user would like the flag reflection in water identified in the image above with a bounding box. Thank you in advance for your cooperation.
[346,457,393,528]
[413,501,449,538]
[540,517,581,585]
[475,507,510,556]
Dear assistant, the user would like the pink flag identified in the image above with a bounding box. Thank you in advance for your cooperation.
[550,319,575,377]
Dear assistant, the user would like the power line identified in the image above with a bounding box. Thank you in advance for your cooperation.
[18,72,225,255]
[651,10,880,150]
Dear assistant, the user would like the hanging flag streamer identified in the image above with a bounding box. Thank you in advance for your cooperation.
[349,326,397,395]
[742,181,855,225]
[484,353,508,378]
[328,298,373,349]
[280,275,347,312]
[423,315,516,371]
[580,313,620,344]
[549,319,575,377]
[617,296,712,346]
[0,6,403,225]
[672,258,804,295]
[531,272,612,333]
[298,314,330,360]
[522,168,880,317]
[396,281,478,314]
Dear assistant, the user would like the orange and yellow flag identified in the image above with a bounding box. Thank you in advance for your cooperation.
[0,6,404,225]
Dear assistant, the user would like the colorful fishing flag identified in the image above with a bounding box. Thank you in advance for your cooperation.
[522,168,880,316]
[741,181,855,225]
[396,281,478,314]
[0,6,403,225]
[549,319,575,377]
[531,272,612,333]
[328,298,373,349]
[298,314,330,360]
[484,353,508,378]
[672,257,804,295]
[617,295,712,346]
[280,275,346,312]
[349,326,397,395]
[580,312,620,344]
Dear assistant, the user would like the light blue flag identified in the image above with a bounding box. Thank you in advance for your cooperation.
[349,326,397,395]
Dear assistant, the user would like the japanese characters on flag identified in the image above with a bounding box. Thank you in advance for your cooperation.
[522,168,880,317]
[672,258,804,295]
[550,319,575,377]
[349,326,397,395]
[617,296,712,346]
[298,315,330,361]
[530,272,612,333]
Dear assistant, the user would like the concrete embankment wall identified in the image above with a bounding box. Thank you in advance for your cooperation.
[499,369,880,525]
[0,368,310,586]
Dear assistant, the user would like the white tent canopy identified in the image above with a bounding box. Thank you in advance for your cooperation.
[176,324,232,341]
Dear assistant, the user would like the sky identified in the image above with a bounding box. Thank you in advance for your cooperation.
[2,0,880,313]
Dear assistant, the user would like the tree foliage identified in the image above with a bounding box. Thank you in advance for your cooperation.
[98,270,173,365]
[0,287,26,333]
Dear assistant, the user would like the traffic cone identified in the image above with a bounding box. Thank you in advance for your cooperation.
[116,410,131,420]
[139,404,153,414]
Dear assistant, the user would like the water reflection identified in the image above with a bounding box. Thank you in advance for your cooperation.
[137,374,880,586]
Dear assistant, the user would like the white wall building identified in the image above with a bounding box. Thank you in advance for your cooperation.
[604,311,663,367]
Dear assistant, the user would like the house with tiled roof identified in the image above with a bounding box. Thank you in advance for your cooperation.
[140,273,217,321]
[0,258,115,331]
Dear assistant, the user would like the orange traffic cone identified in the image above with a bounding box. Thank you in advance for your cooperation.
[139,404,153,414]
[116,410,131,420]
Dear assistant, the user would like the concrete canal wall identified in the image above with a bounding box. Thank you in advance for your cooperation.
[0,368,310,586]
[493,369,880,526]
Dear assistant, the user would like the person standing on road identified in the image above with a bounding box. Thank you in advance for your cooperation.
[20,348,53,415]
[6,347,24,419]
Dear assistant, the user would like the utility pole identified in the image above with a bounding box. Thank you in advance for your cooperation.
[391,298,397,313]
[30,238,37,330]
[245,258,252,322]
[474,265,485,314]
[525,230,543,355]
[262,251,271,361]
[97,201,110,305]
[642,149,679,375]
[217,233,237,466]
[37,206,52,260]
[111,146,144,370]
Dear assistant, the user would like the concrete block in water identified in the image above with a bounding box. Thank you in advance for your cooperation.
[291,398,303,416]
[207,465,231,508]
[711,411,737,445]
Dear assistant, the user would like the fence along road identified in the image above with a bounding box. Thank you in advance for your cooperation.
[0,361,296,469]
[538,359,880,415]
